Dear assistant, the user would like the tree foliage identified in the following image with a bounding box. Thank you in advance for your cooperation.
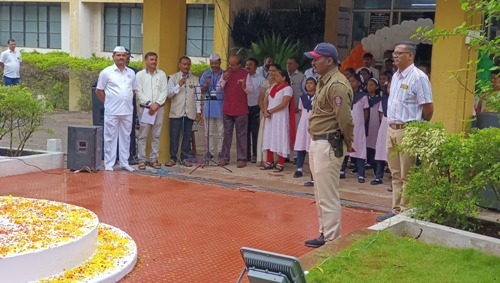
[0,85,51,156]
[414,0,500,112]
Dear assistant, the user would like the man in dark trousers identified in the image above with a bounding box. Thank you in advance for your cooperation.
[125,48,139,164]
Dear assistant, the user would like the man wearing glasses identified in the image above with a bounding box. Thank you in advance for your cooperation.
[376,41,434,222]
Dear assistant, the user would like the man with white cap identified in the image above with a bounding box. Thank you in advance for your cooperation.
[199,54,224,160]
[303,42,355,248]
[96,46,138,172]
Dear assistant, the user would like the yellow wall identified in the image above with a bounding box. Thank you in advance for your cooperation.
[431,1,480,133]
[143,0,187,162]
[324,0,339,45]
[213,0,230,69]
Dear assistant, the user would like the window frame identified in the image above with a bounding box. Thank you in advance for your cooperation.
[0,2,61,49]
[103,3,143,54]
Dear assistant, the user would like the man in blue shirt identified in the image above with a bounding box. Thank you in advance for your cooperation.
[199,54,224,160]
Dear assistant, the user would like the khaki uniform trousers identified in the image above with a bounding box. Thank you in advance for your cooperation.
[386,127,416,213]
[309,139,343,241]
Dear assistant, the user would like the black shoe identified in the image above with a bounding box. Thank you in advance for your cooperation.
[304,181,314,187]
[350,169,358,174]
[339,172,346,179]
[358,176,365,183]
[305,234,325,248]
[376,212,396,222]
[371,178,383,185]
[293,171,303,178]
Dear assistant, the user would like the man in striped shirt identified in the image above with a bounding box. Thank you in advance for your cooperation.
[377,41,434,222]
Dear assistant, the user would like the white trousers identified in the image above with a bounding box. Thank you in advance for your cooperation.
[104,114,132,169]
[137,107,164,162]
[204,117,223,155]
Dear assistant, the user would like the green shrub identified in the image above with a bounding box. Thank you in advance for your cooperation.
[20,51,145,111]
[399,122,500,230]
[0,85,51,156]
[190,62,210,77]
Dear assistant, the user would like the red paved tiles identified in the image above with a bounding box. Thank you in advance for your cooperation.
[0,170,379,282]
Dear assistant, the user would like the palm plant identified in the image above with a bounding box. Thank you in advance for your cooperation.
[250,33,305,69]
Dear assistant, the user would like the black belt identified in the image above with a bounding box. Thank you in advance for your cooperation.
[312,134,329,141]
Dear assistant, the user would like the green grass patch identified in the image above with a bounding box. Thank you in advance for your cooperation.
[306,231,500,283]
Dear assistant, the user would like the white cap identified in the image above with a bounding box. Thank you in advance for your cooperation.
[113,46,127,53]
[209,54,221,61]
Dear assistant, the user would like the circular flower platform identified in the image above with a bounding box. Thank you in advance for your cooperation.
[0,196,137,283]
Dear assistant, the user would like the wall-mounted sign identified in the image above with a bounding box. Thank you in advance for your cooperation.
[369,13,390,34]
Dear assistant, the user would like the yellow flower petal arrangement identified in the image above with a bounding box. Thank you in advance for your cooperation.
[0,196,137,283]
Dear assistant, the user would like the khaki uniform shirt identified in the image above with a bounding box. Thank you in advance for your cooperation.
[308,67,354,145]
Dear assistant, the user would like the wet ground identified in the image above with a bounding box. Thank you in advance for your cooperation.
[0,111,392,281]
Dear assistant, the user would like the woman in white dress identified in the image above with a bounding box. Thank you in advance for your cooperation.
[261,70,293,172]
[340,74,369,183]
[293,77,317,178]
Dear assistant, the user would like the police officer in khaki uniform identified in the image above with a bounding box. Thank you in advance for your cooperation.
[303,43,355,248]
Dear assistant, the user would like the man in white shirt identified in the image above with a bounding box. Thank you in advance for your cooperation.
[166,56,202,167]
[256,56,274,80]
[135,52,168,170]
[244,58,266,163]
[96,46,138,172]
[0,39,21,86]
[356,52,380,79]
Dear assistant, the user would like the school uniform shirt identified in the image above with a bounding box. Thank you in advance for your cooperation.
[366,92,382,149]
[350,90,369,160]
[294,93,314,152]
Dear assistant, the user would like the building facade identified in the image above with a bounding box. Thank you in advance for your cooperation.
[1,0,492,161]
[0,0,215,60]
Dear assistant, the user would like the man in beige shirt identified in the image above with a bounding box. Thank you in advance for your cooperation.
[304,43,354,248]
[135,52,168,170]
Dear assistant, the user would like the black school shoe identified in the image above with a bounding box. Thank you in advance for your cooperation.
[304,181,314,187]
[358,176,365,183]
[305,233,325,248]
[293,171,303,178]
[371,178,383,185]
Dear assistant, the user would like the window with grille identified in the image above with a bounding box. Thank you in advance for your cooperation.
[186,4,214,57]
[0,2,61,49]
[103,3,143,54]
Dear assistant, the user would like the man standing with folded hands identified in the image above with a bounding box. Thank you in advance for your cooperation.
[135,52,168,170]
